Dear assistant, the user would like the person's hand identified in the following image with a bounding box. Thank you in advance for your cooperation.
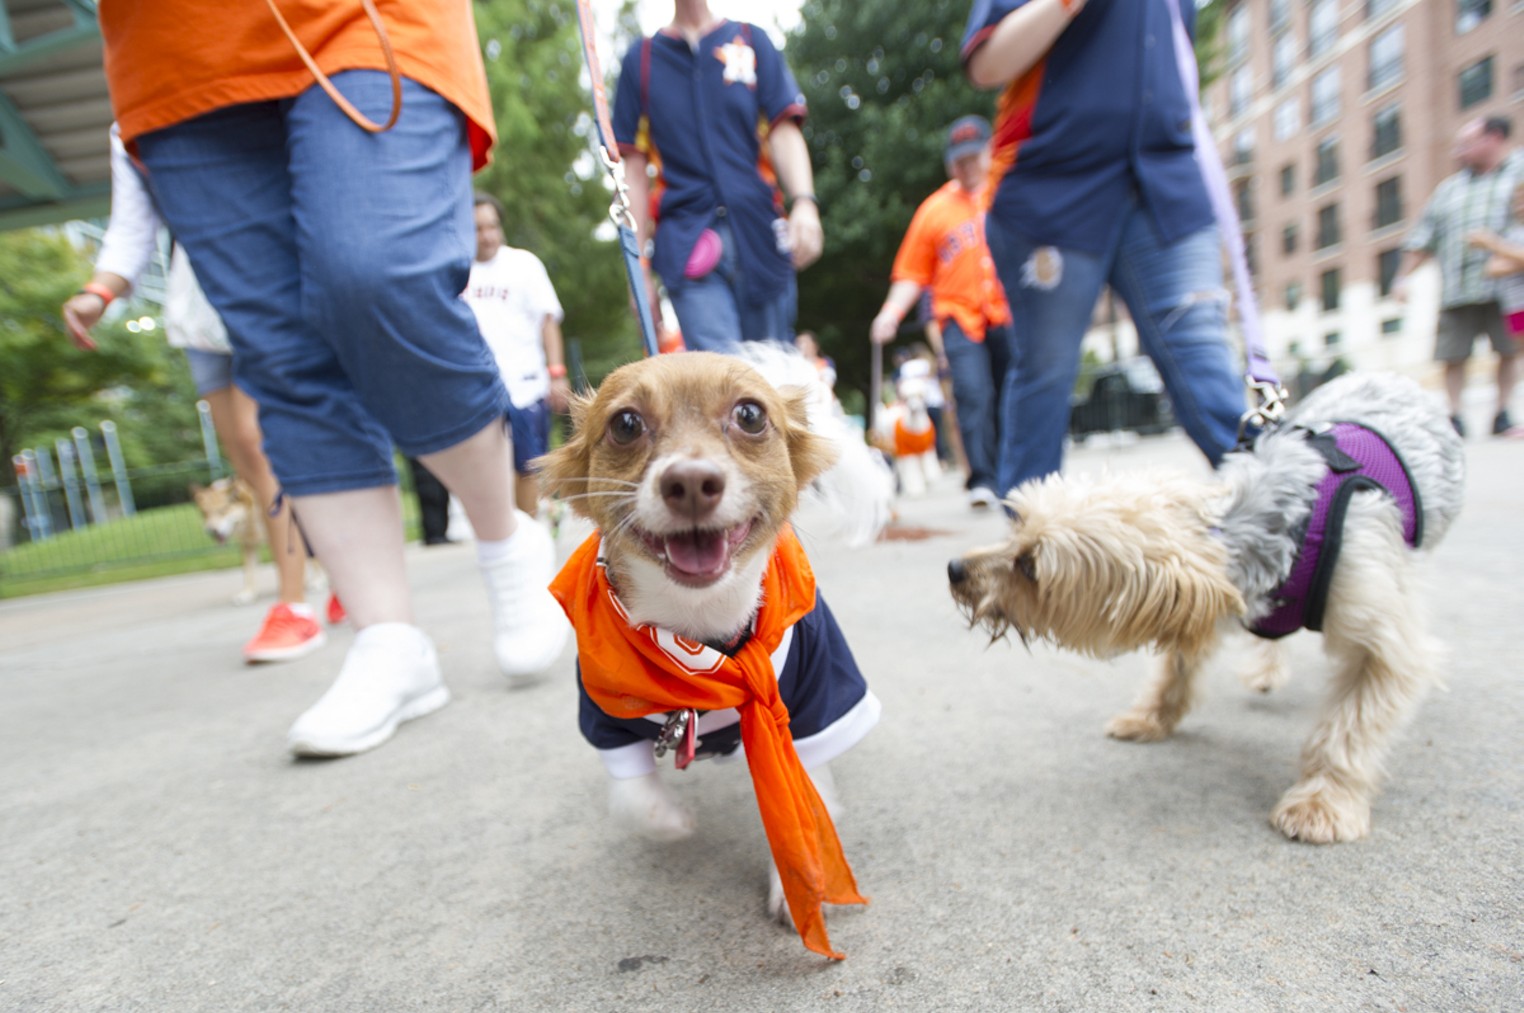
[62,291,106,351]
[869,307,901,345]
[548,375,572,413]
[1466,229,1499,252]
[788,200,823,270]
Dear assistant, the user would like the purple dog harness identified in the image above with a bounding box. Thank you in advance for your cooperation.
[1250,422,1424,639]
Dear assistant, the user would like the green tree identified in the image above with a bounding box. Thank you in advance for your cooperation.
[0,230,200,479]
[786,0,991,412]
[473,0,644,384]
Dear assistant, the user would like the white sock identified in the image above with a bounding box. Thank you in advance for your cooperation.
[284,602,315,619]
[476,511,536,566]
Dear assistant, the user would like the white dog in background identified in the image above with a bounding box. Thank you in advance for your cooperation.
[877,368,941,498]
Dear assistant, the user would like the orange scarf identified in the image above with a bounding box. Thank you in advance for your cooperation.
[549,527,866,959]
[894,416,936,457]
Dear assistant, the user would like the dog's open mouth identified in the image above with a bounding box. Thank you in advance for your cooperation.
[639,520,755,587]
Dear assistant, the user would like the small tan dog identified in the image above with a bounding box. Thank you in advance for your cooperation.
[191,477,263,604]
[538,352,880,959]
[947,372,1463,845]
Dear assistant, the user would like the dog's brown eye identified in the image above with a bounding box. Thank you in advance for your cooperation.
[1015,551,1037,583]
[731,401,768,436]
[607,409,645,446]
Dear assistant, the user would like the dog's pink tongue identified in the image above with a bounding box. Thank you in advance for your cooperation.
[664,529,728,576]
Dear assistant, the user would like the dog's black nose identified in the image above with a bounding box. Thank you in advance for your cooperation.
[947,558,967,584]
[661,460,726,520]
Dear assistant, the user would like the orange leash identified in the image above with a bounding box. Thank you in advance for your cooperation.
[266,0,402,133]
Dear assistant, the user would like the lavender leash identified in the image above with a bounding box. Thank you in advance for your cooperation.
[1164,0,1287,430]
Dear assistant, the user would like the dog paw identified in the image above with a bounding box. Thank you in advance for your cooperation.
[767,863,793,927]
[1271,785,1371,843]
[1105,711,1173,742]
[231,589,257,606]
[608,773,695,842]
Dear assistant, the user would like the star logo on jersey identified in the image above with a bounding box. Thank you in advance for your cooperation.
[714,36,757,87]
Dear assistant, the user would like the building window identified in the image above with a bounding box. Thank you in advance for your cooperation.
[1324,330,1342,347]
[1275,98,1301,141]
[1271,0,1291,34]
[1309,0,1339,59]
[1227,3,1251,65]
[1374,177,1403,229]
[1457,0,1491,34]
[1236,179,1256,224]
[1230,65,1253,118]
[1368,24,1404,91]
[1459,56,1494,109]
[1234,126,1256,166]
[1280,163,1296,196]
[1312,65,1341,125]
[1367,0,1399,17]
[1314,138,1339,187]
[1283,222,1299,254]
[1370,104,1402,160]
[1321,268,1342,311]
[1286,281,1304,310]
[1378,248,1403,296]
[1317,204,1341,249]
[1273,33,1298,90]
[1381,317,1403,335]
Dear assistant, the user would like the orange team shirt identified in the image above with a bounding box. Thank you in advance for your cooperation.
[890,179,1010,343]
[99,0,496,170]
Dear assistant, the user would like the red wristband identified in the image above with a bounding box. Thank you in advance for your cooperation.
[81,282,117,305]
[547,364,567,379]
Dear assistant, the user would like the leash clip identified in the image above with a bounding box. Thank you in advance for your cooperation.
[1237,377,1289,445]
[597,146,639,234]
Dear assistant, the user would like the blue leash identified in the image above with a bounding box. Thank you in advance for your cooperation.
[575,0,662,359]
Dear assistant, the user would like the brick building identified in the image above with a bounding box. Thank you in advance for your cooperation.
[1195,0,1523,379]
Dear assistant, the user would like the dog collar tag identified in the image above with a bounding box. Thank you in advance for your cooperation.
[675,708,698,769]
[654,708,698,769]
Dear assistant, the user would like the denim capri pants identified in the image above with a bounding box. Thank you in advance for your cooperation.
[135,72,510,496]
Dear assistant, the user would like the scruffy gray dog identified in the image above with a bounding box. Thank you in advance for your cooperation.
[948,372,1464,843]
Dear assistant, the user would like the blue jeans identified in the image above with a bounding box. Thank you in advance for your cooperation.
[135,73,508,496]
[664,219,796,351]
[942,319,1013,492]
[985,197,1244,495]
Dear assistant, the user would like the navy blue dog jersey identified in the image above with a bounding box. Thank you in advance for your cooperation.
[577,593,878,772]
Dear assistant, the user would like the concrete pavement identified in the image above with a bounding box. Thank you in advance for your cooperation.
[3,419,1521,1011]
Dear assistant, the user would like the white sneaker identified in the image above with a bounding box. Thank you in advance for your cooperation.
[481,511,571,684]
[286,623,449,757]
[968,486,999,509]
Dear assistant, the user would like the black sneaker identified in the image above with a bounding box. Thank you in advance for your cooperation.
[1450,414,1467,437]
[1493,411,1514,436]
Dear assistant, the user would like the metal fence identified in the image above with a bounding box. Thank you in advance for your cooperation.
[1,437,238,597]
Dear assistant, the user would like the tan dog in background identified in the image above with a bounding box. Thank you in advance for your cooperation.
[191,477,263,604]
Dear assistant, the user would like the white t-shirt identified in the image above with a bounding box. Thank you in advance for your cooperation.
[465,246,564,408]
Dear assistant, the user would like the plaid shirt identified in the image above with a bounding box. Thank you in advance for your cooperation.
[1405,150,1524,309]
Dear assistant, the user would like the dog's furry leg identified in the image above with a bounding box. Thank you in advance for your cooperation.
[768,763,840,927]
[1241,634,1290,694]
[1106,648,1209,741]
[607,771,695,842]
[1272,504,1437,843]
[234,546,259,605]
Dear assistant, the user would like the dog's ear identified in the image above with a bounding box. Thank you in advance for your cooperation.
[1015,547,1038,583]
[533,390,597,506]
[188,482,204,497]
[777,386,836,490]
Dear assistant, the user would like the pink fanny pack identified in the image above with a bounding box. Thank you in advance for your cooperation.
[684,228,723,280]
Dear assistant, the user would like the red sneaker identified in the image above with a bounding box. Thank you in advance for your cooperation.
[244,603,326,664]
[326,593,347,626]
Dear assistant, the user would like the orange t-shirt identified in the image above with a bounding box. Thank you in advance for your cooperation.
[890,179,1010,342]
[99,0,496,170]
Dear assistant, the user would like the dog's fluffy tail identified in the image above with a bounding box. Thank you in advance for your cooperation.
[731,341,893,548]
